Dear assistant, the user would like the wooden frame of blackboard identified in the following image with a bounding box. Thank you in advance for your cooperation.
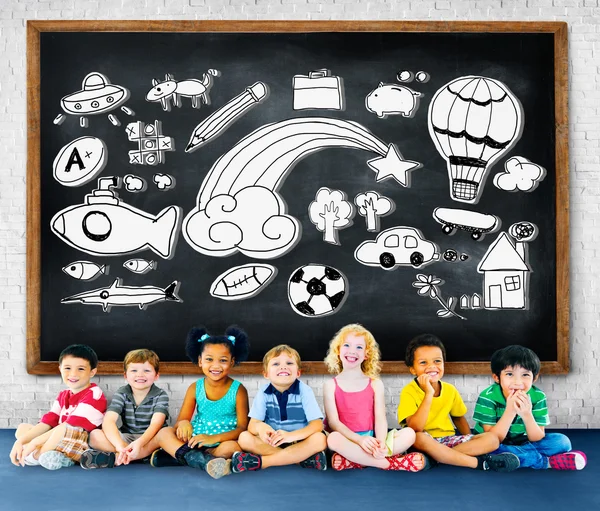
[26,20,569,376]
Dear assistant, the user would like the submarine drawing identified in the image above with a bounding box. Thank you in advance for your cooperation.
[61,278,182,312]
[50,177,182,259]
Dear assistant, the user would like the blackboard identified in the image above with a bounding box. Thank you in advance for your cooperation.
[27,21,569,375]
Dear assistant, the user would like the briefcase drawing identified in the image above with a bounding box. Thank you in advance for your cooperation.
[292,69,343,111]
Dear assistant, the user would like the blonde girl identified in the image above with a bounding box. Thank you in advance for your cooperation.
[324,324,428,471]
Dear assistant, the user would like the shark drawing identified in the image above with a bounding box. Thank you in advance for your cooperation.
[61,278,182,312]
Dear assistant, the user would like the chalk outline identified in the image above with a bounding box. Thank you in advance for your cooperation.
[292,69,345,111]
[354,191,395,232]
[146,70,219,111]
[62,260,108,281]
[210,263,277,301]
[365,82,422,119]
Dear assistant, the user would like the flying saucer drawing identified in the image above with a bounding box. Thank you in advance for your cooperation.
[54,72,134,128]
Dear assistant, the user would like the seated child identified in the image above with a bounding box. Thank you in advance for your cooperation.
[232,344,327,472]
[324,324,428,471]
[397,334,519,472]
[150,325,250,479]
[9,344,107,470]
[473,345,586,470]
[79,348,169,469]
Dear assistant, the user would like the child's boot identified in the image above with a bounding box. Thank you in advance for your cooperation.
[175,444,231,479]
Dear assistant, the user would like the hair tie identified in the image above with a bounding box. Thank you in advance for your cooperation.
[199,334,210,342]
[228,335,236,345]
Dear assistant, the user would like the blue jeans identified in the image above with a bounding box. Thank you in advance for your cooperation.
[493,433,571,470]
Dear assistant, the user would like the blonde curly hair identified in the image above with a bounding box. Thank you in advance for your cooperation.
[324,323,381,378]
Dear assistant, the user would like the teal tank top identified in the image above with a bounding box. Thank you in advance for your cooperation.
[190,378,240,440]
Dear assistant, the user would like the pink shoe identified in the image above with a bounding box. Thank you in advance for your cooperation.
[549,451,587,470]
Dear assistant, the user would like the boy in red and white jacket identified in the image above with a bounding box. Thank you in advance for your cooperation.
[9,344,107,470]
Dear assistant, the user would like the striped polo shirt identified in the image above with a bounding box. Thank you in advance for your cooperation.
[473,383,549,445]
[249,379,323,433]
[107,384,170,434]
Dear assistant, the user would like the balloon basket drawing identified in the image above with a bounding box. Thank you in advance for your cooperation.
[451,179,479,202]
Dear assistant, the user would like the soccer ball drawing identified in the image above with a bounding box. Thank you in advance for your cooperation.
[287,264,348,318]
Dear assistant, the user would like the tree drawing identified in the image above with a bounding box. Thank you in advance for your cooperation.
[354,191,394,232]
[308,187,354,245]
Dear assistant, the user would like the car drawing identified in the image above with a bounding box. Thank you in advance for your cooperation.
[354,226,440,270]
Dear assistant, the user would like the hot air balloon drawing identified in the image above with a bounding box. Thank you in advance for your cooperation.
[428,76,523,204]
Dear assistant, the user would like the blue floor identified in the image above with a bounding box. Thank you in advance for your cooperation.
[1,429,598,511]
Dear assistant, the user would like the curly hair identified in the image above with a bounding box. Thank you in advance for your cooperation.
[185,325,250,366]
[324,323,381,378]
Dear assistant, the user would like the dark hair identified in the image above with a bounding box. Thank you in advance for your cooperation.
[186,325,250,366]
[405,333,446,367]
[491,345,541,378]
[59,344,99,370]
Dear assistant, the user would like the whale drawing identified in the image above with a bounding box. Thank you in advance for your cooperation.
[61,278,182,312]
[50,177,182,259]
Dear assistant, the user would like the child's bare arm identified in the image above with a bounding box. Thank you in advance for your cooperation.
[451,415,472,436]
[404,375,435,432]
[515,391,545,441]
[273,419,323,445]
[372,379,388,444]
[323,379,364,444]
[102,411,128,450]
[173,383,197,441]
[10,423,52,466]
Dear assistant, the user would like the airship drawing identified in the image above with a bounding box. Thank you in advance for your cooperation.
[55,72,134,127]
[50,177,182,259]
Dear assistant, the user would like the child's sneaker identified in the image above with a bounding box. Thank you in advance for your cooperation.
[150,448,182,468]
[477,453,520,472]
[331,453,364,471]
[231,451,261,473]
[38,451,75,470]
[23,451,41,466]
[183,449,231,479]
[549,451,587,470]
[79,449,116,469]
[299,450,327,470]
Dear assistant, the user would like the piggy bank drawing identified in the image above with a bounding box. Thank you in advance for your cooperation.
[365,82,422,118]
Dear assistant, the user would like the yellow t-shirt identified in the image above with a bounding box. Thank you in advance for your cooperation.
[397,379,467,438]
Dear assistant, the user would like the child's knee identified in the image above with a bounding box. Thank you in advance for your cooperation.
[238,431,256,450]
[396,427,416,444]
[15,423,34,439]
[413,432,431,450]
[308,431,327,451]
[327,431,344,451]
[88,429,104,444]
[545,433,571,453]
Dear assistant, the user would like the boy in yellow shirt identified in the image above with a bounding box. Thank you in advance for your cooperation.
[397,334,519,472]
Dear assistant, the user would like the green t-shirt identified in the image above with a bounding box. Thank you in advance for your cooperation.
[473,383,549,445]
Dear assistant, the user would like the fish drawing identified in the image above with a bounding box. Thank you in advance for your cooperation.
[124,258,157,274]
[62,261,108,281]
[50,177,182,259]
[61,278,182,312]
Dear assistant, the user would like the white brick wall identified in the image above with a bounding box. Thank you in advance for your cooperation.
[1,0,599,429]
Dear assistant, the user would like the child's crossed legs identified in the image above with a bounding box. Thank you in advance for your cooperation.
[237,430,326,469]
[413,430,499,468]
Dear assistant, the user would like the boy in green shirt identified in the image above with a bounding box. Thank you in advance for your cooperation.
[473,345,586,470]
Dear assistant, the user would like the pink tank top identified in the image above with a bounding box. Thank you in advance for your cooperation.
[334,378,375,433]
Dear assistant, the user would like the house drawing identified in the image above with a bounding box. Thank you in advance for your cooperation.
[477,232,531,309]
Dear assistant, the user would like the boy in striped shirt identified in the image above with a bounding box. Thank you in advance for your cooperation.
[79,349,169,469]
[473,345,586,470]
[9,344,107,470]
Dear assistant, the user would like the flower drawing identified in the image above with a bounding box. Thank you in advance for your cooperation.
[412,274,466,320]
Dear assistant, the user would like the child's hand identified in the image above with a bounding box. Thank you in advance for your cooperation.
[269,430,292,447]
[9,440,24,467]
[417,374,435,396]
[176,421,193,442]
[505,389,520,415]
[188,434,212,449]
[123,438,144,462]
[258,425,276,446]
[514,391,532,416]
[372,440,387,460]
[115,446,130,466]
[18,440,40,467]
[358,435,378,455]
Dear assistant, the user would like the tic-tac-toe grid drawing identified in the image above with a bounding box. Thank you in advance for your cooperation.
[126,120,174,165]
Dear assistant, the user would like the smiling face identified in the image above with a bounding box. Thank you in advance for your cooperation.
[409,345,445,383]
[59,355,96,394]
[494,365,537,399]
[200,343,234,383]
[125,361,159,391]
[339,333,366,370]
[264,351,301,391]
